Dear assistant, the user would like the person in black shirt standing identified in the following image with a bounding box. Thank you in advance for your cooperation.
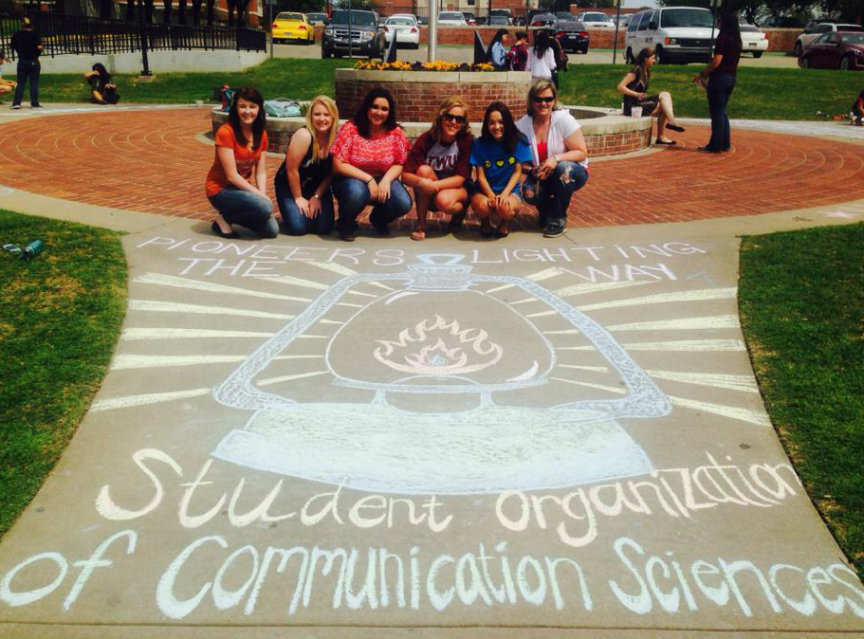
[693,10,741,153]
[11,17,43,109]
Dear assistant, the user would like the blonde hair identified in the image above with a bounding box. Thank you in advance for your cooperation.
[305,95,339,162]
[526,79,558,117]
[430,96,470,141]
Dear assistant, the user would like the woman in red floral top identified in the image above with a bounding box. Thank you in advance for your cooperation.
[331,88,412,241]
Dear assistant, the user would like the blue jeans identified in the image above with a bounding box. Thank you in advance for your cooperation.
[332,176,412,235]
[208,186,278,238]
[706,73,736,152]
[13,59,40,107]
[523,161,589,228]
[274,178,334,236]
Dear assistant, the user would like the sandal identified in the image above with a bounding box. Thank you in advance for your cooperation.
[655,139,676,146]
[410,229,426,241]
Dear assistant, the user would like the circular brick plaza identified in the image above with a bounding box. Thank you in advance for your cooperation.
[1,107,863,229]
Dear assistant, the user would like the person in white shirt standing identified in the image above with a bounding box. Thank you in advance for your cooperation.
[526,30,556,82]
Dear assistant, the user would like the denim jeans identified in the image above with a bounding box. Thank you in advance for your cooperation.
[706,73,736,152]
[522,161,589,228]
[208,186,278,238]
[13,59,40,107]
[274,178,334,236]
[332,176,412,235]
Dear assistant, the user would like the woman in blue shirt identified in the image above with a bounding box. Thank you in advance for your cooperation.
[487,29,511,70]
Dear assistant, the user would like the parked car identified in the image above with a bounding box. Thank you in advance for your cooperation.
[614,14,632,29]
[800,31,864,70]
[529,13,556,28]
[321,9,386,59]
[554,19,589,54]
[625,6,714,64]
[462,12,476,26]
[417,15,428,26]
[576,11,615,29]
[760,15,802,29]
[489,8,513,24]
[272,12,315,44]
[437,11,468,26]
[555,11,572,20]
[739,23,768,58]
[488,15,509,26]
[383,15,420,49]
[306,12,327,25]
[794,22,864,57]
[513,15,525,26]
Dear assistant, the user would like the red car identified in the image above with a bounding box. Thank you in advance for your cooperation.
[799,30,864,70]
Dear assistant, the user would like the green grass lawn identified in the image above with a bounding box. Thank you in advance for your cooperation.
[739,223,864,580]
[36,58,863,120]
[0,209,127,538]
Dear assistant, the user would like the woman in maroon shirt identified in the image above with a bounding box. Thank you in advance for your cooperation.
[694,10,742,153]
[402,97,473,241]
[331,88,412,241]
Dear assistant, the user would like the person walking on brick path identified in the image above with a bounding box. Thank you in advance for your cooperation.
[617,47,685,146]
[205,86,279,239]
[507,32,529,71]
[486,29,511,70]
[693,10,741,153]
[84,63,119,104]
[0,51,16,102]
[274,95,338,236]
[402,97,473,241]
[527,29,556,83]
[10,17,43,109]
[331,87,412,241]
[516,79,589,238]
[469,101,532,239]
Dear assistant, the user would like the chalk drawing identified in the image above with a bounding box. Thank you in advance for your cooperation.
[212,254,671,495]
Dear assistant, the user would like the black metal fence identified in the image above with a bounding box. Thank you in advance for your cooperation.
[0,11,265,61]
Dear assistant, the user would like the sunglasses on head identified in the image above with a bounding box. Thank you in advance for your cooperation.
[533,96,555,104]
[444,113,466,124]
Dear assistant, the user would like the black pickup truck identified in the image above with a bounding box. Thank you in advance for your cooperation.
[321,9,386,59]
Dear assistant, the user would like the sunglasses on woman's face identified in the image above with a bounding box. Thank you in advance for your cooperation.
[533,96,555,104]
[444,113,466,124]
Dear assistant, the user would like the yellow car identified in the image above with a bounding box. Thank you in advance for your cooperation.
[272,12,315,45]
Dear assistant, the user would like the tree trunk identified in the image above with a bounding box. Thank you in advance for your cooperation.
[144,0,154,23]
[126,0,135,20]
[178,0,186,24]
[226,0,236,26]
[191,0,202,24]
[206,0,214,25]
[163,0,171,23]
[100,0,113,19]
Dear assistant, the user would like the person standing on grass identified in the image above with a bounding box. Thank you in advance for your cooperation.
[693,10,741,153]
[402,96,473,241]
[205,86,279,239]
[527,29,556,83]
[274,95,339,236]
[10,17,43,110]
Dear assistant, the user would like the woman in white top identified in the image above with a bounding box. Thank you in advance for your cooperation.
[526,30,556,82]
[515,79,589,238]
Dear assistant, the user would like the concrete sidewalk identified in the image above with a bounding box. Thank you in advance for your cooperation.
[0,109,863,638]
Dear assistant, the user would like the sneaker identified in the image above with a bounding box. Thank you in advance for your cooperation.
[543,223,565,238]
[31,104,43,108]
[10,104,21,110]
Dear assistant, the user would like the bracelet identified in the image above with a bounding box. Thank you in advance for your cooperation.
[366,177,375,185]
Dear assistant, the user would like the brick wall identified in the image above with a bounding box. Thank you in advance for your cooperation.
[586,129,650,157]
[334,71,531,124]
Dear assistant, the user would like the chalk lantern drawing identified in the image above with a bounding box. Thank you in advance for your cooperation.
[213,254,671,494]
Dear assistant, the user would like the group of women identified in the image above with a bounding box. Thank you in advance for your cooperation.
[205,80,589,241]
[205,10,741,241]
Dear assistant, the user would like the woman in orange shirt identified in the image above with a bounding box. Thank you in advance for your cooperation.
[205,86,278,238]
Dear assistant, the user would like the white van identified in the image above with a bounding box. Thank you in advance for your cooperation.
[625,6,714,64]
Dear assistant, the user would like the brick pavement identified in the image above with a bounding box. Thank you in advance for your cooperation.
[1,107,863,231]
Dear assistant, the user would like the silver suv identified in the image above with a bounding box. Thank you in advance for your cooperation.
[322,9,386,59]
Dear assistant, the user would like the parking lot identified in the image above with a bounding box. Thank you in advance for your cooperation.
[273,41,800,67]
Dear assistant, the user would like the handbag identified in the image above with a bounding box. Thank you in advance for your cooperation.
[264,98,302,118]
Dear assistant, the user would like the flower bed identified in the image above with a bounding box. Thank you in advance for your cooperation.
[354,60,494,72]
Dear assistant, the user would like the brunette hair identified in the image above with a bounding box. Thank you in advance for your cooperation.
[526,78,558,117]
[485,28,509,61]
[480,101,525,153]
[227,86,266,150]
[635,47,654,82]
[532,29,551,58]
[429,96,470,141]
[304,95,339,162]
[353,87,398,138]
[91,62,111,82]
[717,9,742,45]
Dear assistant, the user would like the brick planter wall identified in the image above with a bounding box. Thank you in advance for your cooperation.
[334,68,530,123]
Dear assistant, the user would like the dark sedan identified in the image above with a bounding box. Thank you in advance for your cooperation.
[529,13,556,28]
[800,31,864,70]
[554,19,589,53]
